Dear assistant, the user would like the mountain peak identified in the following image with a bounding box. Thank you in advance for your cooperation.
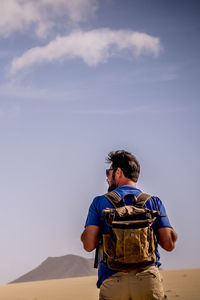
[10,254,97,284]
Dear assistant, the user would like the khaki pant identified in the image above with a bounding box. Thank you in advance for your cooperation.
[99,266,166,300]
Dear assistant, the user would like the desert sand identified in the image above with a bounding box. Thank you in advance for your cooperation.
[0,268,199,300]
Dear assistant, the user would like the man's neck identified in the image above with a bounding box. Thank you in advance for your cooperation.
[118,179,136,187]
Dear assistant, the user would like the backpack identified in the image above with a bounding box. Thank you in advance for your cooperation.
[100,191,160,271]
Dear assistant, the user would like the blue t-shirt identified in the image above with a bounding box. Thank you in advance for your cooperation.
[85,185,172,288]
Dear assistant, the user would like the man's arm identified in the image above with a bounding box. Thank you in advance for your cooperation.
[157,227,178,251]
[81,225,100,252]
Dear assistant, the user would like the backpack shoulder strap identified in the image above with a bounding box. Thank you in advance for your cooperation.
[105,191,152,208]
[135,193,152,207]
[104,191,121,208]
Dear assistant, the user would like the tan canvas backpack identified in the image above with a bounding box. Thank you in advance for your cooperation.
[100,191,160,271]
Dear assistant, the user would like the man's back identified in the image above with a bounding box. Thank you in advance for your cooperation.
[85,185,172,288]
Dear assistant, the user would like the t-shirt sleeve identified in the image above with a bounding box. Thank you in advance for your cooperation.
[151,196,173,230]
[84,197,101,227]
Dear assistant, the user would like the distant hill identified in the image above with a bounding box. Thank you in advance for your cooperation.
[10,254,97,284]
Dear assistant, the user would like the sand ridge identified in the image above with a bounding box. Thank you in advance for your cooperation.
[0,268,199,300]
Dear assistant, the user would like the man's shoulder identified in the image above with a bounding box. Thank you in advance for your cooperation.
[146,196,163,209]
[91,194,113,210]
[147,195,162,203]
[92,194,107,204]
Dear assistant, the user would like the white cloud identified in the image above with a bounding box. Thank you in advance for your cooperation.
[0,81,77,101]
[0,0,98,38]
[72,105,150,115]
[0,82,50,100]
[72,105,188,116]
[10,29,162,73]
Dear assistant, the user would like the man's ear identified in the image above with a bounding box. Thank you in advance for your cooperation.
[116,167,123,177]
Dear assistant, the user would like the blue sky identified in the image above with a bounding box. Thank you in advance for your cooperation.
[0,0,200,284]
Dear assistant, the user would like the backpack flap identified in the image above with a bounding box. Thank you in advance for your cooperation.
[103,205,160,228]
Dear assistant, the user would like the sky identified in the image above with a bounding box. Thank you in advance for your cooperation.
[0,0,200,285]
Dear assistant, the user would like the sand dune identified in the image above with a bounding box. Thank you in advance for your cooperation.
[162,268,200,299]
[0,268,199,300]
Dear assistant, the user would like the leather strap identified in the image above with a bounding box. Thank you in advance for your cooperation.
[104,191,121,208]
[135,193,152,207]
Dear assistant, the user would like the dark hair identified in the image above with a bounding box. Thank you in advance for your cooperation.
[106,150,140,182]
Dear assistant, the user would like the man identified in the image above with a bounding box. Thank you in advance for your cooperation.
[81,150,177,300]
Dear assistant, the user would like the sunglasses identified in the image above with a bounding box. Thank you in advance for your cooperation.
[106,168,114,177]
